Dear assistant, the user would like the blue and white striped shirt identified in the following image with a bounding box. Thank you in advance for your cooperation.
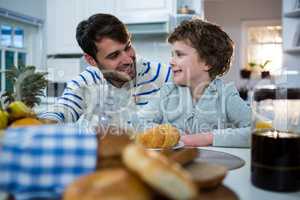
[39,58,172,123]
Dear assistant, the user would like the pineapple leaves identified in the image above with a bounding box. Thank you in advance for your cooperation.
[1,66,48,108]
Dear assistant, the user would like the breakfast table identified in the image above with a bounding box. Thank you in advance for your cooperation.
[200,147,300,200]
[1,145,300,199]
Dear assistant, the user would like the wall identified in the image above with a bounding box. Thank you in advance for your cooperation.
[203,0,282,86]
[0,0,46,20]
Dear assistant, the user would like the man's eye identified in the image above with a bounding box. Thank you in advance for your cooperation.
[108,53,119,59]
[125,44,132,51]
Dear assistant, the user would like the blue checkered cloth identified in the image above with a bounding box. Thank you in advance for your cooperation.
[0,124,97,200]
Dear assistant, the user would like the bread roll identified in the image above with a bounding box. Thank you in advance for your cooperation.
[186,162,227,189]
[165,148,199,166]
[122,144,197,200]
[96,133,132,169]
[97,133,132,158]
[136,127,165,148]
[64,168,151,200]
[136,124,180,148]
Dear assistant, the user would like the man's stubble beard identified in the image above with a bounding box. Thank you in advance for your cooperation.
[97,61,137,88]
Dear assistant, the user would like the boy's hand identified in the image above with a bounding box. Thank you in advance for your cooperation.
[181,133,213,147]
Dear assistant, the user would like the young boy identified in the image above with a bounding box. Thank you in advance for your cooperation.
[133,18,251,147]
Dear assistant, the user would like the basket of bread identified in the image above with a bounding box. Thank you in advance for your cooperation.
[64,126,237,200]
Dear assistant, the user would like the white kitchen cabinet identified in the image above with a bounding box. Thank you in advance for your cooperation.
[83,0,116,19]
[46,0,83,55]
[115,0,203,34]
[282,0,300,70]
[46,0,203,54]
[46,0,114,55]
[115,0,173,24]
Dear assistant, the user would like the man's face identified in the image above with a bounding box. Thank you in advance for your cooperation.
[93,37,136,86]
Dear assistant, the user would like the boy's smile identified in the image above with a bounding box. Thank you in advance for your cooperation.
[170,41,211,89]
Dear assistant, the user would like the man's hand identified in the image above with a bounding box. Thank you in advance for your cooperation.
[181,133,213,147]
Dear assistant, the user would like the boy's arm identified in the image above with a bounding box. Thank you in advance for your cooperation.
[212,88,251,147]
[132,93,163,131]
[182,86,251,148]
[131,84,174,131]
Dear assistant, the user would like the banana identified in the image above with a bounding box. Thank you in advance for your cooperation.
[0,110,9,129]
[6,101,34,121]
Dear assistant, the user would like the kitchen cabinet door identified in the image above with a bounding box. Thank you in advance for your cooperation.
[47,0,115,55]
[83,0,116,18]
[114,0,173,24]
[47,0,83,55]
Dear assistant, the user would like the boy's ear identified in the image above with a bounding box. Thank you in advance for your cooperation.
[204,63,212,71]
[84,53,97,66]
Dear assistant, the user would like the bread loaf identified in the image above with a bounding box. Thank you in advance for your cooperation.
[64,168,151,200]
[136,124,180,148]
[122,144,198,200]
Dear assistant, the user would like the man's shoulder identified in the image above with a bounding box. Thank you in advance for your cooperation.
[66,66,103,90]
[135,58,172,87]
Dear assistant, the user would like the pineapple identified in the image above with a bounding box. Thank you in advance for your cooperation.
[1,65,48,108]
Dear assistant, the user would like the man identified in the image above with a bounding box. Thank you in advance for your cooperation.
[39,13,171,123]
[0,13,171,199]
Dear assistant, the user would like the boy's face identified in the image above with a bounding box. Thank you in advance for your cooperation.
[170,41,211,87]
[85,37,136,87]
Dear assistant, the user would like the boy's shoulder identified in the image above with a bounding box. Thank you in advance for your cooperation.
[160,82,178,96]
[213,79,239,97]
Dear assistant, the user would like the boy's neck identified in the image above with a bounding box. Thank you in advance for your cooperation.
[190,76,212,102]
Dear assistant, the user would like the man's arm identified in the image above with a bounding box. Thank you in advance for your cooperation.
[38,66,105,123]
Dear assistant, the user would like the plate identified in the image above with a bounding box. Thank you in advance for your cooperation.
[196,149,245,170]
[147,141,185,151]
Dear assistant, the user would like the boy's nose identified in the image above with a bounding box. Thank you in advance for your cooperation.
[169,57,176,67]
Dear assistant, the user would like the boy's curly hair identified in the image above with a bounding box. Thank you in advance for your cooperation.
[168,18,234,79]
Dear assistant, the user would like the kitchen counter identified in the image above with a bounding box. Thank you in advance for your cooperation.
[200,147,300,200]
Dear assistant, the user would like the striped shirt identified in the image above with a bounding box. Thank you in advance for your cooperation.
[39,58,172,123]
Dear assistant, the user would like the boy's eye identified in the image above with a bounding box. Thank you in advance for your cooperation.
[176,52,183,57]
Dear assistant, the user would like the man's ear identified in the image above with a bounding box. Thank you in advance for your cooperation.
[84,53,97,66]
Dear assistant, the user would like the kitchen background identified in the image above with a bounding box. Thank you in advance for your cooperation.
[0,0,299,109]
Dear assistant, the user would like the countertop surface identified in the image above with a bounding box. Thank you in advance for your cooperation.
[200,147,300,200]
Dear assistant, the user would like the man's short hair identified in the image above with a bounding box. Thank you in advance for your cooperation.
[168,18,234,79]
[76,13,130,60]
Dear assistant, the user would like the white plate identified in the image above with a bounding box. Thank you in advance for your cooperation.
[147,141,185,151]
